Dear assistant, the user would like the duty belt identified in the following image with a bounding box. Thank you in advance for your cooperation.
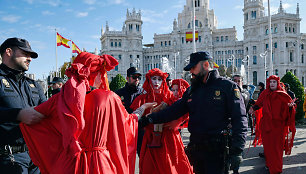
[0,144,28,156]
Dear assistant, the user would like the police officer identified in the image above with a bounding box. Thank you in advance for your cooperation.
[50,77,64,96]
[115,67,142,113]
[139,51,248,174]
[0,38,46,173]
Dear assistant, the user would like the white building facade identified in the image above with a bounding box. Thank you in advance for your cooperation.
[101,0,306,86]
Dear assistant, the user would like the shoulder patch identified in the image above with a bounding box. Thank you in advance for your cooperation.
[234,88,240,99]
[2,79,10,88]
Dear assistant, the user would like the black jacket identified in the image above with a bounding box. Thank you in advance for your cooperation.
[0,64,46,145]
[115,82,142,113]
[146,70,247,151]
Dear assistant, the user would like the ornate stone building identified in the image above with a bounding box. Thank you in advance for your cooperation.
[100,0,306,86]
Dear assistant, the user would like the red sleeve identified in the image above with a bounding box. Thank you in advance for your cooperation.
[34,94,58,117]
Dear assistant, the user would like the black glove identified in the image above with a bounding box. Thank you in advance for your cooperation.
[138,115,153,129]
[229,147,243,171]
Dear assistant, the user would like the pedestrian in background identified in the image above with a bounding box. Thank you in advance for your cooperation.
[50,77,64,96]
[0,37,46,173]
[139,51,248,174]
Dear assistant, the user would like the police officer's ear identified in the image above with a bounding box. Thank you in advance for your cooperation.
[4,47,14,58]
[203,61,210,69]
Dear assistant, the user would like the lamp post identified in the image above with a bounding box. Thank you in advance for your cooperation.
[268,0,273,74]
[242,55,249,84]
[174,52,179,79]
[227,54,236,76]
[260,51,268,83]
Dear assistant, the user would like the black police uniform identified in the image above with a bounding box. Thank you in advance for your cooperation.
[0,64,47,173]
[140,70,248,174]
[115,82,142,114]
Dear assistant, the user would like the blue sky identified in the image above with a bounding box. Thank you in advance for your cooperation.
[1,0,305,80]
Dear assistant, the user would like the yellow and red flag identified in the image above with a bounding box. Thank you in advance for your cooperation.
[186,31,198,41]
[213,62,219,68]
[72,41,81,54]
[56,32,70,48]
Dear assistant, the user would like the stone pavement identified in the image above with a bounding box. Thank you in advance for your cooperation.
[135,127,306,174]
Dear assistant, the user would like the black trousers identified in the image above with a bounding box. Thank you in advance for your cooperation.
[186,135,229,174]
[0,151,39,174]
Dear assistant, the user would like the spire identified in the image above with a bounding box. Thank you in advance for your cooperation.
[101,24,104,35]
[278,0,284,13]
[173,18,178,31]
[296,3,299,15]
[126,9,129,18]
[106,21,109,31]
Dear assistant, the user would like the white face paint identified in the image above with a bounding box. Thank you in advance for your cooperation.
[151,76,163,90]
[269,79,278,91]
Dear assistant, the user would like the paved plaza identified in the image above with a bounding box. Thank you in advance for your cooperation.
[135,126,306,174]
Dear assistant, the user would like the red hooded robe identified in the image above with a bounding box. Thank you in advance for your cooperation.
[130,69,193,174]
[253,75,296,174]
[171,79,190,129]
[20,52,138,174]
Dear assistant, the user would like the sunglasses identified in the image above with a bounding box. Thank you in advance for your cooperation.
[131,75,141,80]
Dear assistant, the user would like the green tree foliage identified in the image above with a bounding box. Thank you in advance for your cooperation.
[281,72,305,120]
[109,74,126,91]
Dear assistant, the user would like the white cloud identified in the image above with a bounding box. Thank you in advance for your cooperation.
[23,0,34,4]
[83,0,96,5]
[1,15,21,23]
[112,0,125,5]
[159,25,172,33]
[42,10,55,15]
[171,0,184,9]
[76,12,88,17]
[234,5,244,10]
[282,3,292,10]
[91,35,101,39]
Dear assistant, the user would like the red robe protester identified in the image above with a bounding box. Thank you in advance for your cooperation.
[171,79,190,129]
[130,69,193,174]
[20,52,138,174]
[253,75,296,174]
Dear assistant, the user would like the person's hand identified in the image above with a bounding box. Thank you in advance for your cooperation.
[229,154,243,171]
[141,102,157,112]
[248,107,254,115]
[17,107,45,125]
[288,98,297,107]
[151,102,167,113]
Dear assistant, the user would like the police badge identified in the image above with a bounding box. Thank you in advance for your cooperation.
[2,79,10,88]
[29,84,35,88]
[215,90,220,96]
[234,88,241,98]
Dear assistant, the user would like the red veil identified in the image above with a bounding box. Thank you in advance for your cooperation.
[131,69,193,174]
[171,79,190,129]
[20,52,138,174]
[253,75,296,173]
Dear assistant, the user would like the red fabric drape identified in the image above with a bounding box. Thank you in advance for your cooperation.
[20,52,138,174]
[130,69,193,174]
[171,79,190,129]
[253,75,296,174]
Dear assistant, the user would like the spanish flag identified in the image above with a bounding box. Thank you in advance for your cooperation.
[72,41,81,54]
[186,31,198,41]
[213,62,219,68]
[56,32,70,48]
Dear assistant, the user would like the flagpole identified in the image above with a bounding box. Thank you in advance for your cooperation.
[55,28,58,77]
[192,0,196,53]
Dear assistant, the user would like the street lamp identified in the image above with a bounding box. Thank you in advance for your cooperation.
[242,55,249,84]
[174,52,179,79]
[227,54,236,76]
[260,51,268,82]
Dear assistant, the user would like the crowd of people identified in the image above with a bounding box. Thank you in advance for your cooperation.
[0,37,304,174]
